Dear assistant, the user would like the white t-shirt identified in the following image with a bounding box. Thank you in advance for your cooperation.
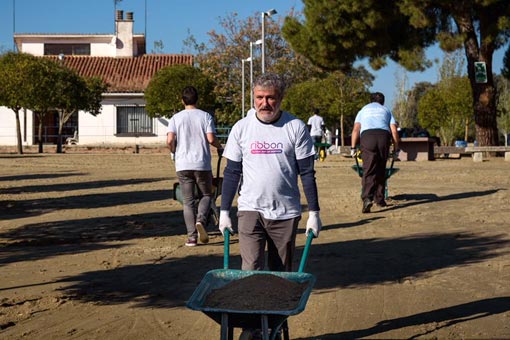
[167,108,216,172]
[246,108,256,117]
[223,111,315,220]
[307,114,324,137]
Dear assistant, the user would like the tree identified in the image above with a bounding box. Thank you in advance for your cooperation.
[53,66,106,153]
[184,11,324,126]
[26,57,64,153]
[503,47,510,79]
[496,75,510,145]
[0,52,40,154]
[392,66,414,129]
[438,51,474,141]
[151,40,164,54]
[144,64,215,118]
[282,1,510,146]
[418,76,473,145]
[284,71,369,145]
[400,81,435,131]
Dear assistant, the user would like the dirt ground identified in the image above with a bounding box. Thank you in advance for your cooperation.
[1,150,509,339]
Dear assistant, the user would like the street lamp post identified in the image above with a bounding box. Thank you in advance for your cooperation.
[241,57,251,118]
[261,8,277,74]
[250,40,262,108]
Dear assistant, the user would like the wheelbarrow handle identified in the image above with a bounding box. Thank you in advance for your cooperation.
[216,154,222,181]
[223,225,314,272]
[298,232,315,273]
[223,230,231,269]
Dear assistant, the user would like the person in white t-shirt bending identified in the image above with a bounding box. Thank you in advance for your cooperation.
[218,73,322,272]
[166,86,223,247]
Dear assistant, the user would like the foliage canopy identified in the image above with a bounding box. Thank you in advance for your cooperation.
[144,64,215,118]
[282,0,510,145]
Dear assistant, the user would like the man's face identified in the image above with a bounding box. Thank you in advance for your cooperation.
[254,86,282,123]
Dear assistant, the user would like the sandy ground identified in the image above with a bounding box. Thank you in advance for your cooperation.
[1,150,509,339]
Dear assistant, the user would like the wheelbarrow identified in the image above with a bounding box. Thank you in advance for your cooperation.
[172,155,223,227]
[314,142,332,162]
[351,148,399,199]
[186,232,316,340]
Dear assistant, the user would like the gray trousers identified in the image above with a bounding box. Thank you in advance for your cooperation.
[177,170,213,238]
[238,211,300,271]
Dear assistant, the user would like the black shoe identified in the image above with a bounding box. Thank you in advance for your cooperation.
[362,199,372,213]
[375,201,387,207]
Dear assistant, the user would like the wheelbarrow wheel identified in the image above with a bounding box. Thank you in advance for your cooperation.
[239,329,260,340]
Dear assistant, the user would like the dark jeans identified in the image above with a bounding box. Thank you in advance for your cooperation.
[177,170,213,238]
[360,129,391,204]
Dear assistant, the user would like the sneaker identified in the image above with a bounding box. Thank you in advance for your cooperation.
[185,237,197,247]
[195,222,209,244]
[362,199,373,213]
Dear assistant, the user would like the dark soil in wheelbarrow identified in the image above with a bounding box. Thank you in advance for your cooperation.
[203,274,308,311]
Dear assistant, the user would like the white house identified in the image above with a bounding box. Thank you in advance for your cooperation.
[0,10,193,147]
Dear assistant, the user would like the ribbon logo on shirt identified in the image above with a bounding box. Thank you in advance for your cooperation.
[250,141,283,154]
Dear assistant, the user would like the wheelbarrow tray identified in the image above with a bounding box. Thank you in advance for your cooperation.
[172,177,223,203]
[186,268,315,329]
[313,142,332,148]
[172,155,223,204]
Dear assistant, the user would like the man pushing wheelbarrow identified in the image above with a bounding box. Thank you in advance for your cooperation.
[350,92,400,213]
[167,86,223,246]
[212,73,322,339]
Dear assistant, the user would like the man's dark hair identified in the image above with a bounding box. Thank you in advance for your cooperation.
[182,86,198,105]
[370,92,385,105]
[313,108,320,115]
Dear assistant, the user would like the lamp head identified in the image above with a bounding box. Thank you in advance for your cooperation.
[264,9,277,17]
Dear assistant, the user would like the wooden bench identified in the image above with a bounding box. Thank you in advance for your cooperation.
[434,146,468,159]
[464,146,510,162]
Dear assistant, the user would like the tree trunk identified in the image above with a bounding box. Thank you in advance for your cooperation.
[14,109,23,155]
[38,114,44,154]
[473,88,499,146]
[464,118,469,142]
[340,114,344,146]
[56,112,64,154]
[456,12,499,146]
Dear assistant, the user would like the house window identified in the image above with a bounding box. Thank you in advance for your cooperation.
[44,44,91,56]
[116,106,155,136]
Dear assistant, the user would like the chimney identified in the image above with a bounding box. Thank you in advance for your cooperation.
[115,11,134,57]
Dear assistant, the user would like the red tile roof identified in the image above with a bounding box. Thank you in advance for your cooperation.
[45,54,194,93]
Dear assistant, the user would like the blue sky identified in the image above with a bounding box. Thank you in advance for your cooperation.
[0,0,507,110]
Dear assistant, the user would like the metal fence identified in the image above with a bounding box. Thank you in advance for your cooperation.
[216,126,231,144]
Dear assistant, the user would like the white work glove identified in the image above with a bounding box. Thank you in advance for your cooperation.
[219,210,234,236]
[350,148,356,157]
[305,211,322,237]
